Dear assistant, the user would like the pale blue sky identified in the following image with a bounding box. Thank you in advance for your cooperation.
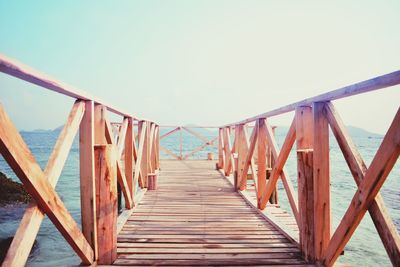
[0,1,399,133]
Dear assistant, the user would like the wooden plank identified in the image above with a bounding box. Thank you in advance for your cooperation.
[257,119,268,209]
[160,127,180,139]
[124,117,134,208]
[295,106,315,262]
[160,145,181,160]
[79,100,98,262]
[312,102,330,261]
[3,100,85,267]
[262,119,299,226]
[154,125,160,170]
[148,123,156,172]
[223,127,234,176]
[218,128,225,169]
[325,103,400,266]
[182,127,218,148]
[133,122,147,194]
[0,103,94,264]
[237,124,249,190]
[0,53,154,120]
[222,70,400,127]
[94,145,118,264]
[239,122,258,190]
[182,137,218,160]
[117,118,128,158]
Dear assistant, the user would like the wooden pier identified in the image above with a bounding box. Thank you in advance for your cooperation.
[0,54,399,266]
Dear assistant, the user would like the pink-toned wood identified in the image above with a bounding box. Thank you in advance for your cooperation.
[262,119,299,226]
[0,104,94,264]
[133,122,147,193]
[147,173,157,190]
[160,145,181,160]
[0,53,154,120]
[153,125,160,170]
[124,117,134,208]
[257,119,268,209]
[79,100,98,262]
[182,127,218,148]
[312,102,330,261]
[223,127,234,176]
[218,128,225,170]
[160,127,180,140]
[148,123,156,173]
[325,102,400,266]
[104,117,133,209]
[295,106,315,262]
[239,123,258,191]
[222,70,400,127]
[182,137,218,160]
[3,100,85,267]
[323,108,400,266]
[94,145,118,264]
[236,125,246,190]
[117,117,128,158]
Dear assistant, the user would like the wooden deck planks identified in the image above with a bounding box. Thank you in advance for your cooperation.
[114,160,307,266]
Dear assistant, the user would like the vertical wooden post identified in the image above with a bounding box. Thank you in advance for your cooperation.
[155,125,160,170]
[313,102,331,262]
[138,121,150,188]
[296,106,315,262]
[179,126,183,160]
[236,124,249,190]
[124,117,133,209]
[257,119,267,209]
[94,145,117,264]
[79,100,97,261]
[223,127,233,176]
[218,128,225,170]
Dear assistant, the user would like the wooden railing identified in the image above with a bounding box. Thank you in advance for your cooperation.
[217,70,400,266]
[159,126,218,160]
[0,54,160,266]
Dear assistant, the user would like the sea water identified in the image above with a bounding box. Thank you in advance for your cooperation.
[0,128,398,266]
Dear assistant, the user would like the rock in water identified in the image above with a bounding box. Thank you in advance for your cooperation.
[0,171,32,205]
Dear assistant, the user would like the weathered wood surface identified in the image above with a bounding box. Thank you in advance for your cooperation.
[113,160,308,266]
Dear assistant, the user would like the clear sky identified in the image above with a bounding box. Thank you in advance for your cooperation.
[0,1,399,134]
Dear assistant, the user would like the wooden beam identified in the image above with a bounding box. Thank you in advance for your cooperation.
[325,102,400,266]
[182,137,218,160]
[295,106,315,262]
[94,145,117,264]
[257,119,268,209]
[182,127,218,148]
[124,117,134,208]
[222,70,400,127]
[0,104,94,264]
[160,127,179,140]
[160,145,181,160]
[323,107,400,266]
[223,127,234,176]
[261,119,299,226]
[148,123,156,173]
[218,128,225,170]
[313,102,330,261]
[79,100,98,262]
[238,123,258,191]
[133,122,147,194]
[116,117,129,159]
[3,100,85,267]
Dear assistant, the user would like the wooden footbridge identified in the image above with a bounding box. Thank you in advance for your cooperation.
[0,54,399,266]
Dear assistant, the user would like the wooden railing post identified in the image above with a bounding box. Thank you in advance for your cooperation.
[296,106,315,262]
[313,102,331,262]
[94,144,117,264]
[217,128,225,170]
[93,104,118,264]
[124,117,134,208]
[80,100,98,261]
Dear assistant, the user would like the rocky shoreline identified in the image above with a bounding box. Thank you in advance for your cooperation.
[0,171,31,206]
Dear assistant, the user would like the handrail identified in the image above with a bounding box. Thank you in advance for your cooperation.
[0,53,154,122]
[223,70,400,127]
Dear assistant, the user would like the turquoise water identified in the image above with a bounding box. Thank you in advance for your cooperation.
[0,128,398,266]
